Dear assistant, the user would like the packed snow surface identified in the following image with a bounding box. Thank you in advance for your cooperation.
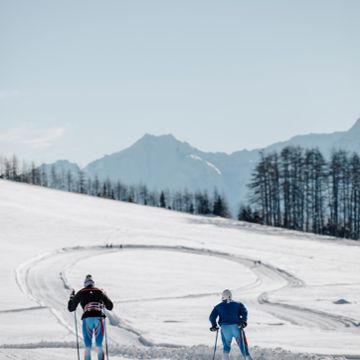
[0,180,359,360]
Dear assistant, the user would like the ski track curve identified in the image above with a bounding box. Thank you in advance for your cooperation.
[13,243,360,354]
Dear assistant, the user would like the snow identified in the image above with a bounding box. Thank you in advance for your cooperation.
[190,154,203,161]
[189,154,222,175]
[66,249,256,346]
[205,160,222,175]
[0,179,359,359]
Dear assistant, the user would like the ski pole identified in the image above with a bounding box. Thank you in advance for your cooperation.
[104,317,110,360]
[212,328,219,360]
[74,311,80,360]
[240,328,252,360]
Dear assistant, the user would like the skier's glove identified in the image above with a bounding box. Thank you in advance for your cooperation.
[239,321,247,329]
[70,289,75,299]
[209,325,219,332]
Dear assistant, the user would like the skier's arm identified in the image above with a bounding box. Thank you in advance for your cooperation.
[238,302,248,323]
[209,306,219,327]
[68,290,81,312]
[101,292,114,311]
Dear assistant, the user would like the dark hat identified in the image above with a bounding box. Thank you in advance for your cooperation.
[84,274,95,287]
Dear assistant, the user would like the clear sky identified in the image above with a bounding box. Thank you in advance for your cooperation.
[1,0,359,166]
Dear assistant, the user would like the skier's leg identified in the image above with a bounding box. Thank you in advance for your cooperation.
[84,348,91,360]
[234,327,247,358]
[94,318,105,360]
[220,325,232,359]
[223,353,230,360]
[82,318,94,360]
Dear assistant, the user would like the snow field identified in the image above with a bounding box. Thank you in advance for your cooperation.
[66,249,256,345]
[1,180,360,359]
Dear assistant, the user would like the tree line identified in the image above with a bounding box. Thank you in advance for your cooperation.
[0,155,230,218]
[239,146,360,240]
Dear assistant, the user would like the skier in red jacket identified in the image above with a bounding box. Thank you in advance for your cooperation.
[68,274,113,360]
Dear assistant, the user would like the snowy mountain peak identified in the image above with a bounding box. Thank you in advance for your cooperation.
[129,133,196,155]
[142,133,177,141]
[84,133,225,205]
[135,133,182,147]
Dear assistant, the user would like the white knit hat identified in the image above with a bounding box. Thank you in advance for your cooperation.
[84,274,95,287]
[222,289,232,302]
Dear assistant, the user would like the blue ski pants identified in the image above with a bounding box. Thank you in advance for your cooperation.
[82,317,105,360]
[221,324,248,356]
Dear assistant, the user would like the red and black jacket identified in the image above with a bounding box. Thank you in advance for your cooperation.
[68,286,113,319]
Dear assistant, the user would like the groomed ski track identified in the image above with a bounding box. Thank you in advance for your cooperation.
[11,243,360,359]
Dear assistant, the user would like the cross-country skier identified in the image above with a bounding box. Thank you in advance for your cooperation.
[209,289,250,360]
[68,274,113,360]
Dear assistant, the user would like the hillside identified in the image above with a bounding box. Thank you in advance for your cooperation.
[0,180,359,359]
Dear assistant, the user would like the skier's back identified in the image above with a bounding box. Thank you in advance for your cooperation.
[68,274,113,360]
[209,289,251,360]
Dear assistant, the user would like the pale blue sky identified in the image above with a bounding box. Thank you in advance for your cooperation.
[0,0,359,165]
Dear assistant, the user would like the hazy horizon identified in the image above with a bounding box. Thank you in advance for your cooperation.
[2,119,359,168]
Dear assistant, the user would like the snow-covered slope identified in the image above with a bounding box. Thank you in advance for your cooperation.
[0,180,359,359]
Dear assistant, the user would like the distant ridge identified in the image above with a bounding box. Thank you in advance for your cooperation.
[47,118,360,216]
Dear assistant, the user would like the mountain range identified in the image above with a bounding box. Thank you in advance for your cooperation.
[44,118,360,216]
